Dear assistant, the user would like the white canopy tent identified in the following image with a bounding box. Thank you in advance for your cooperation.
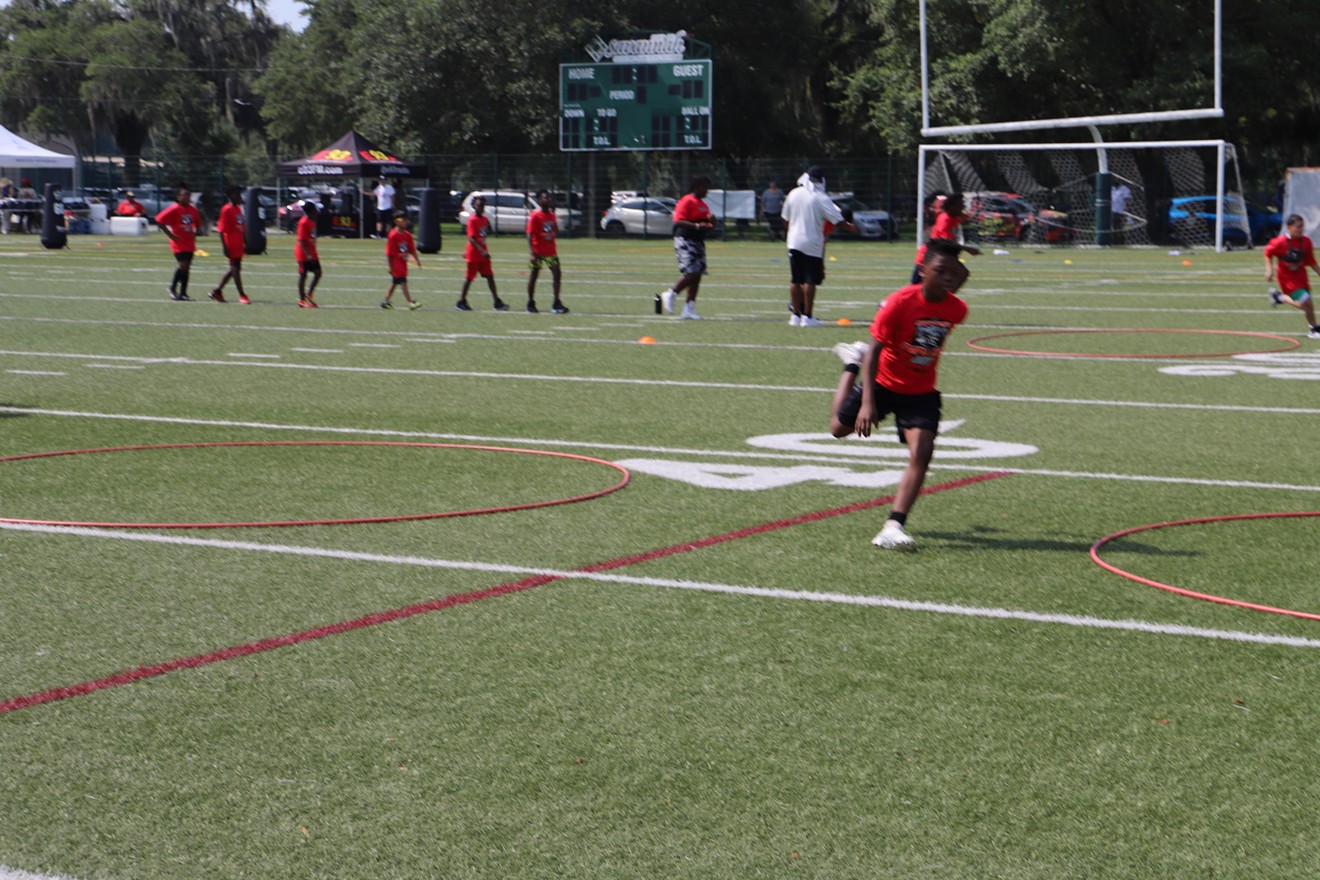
[0,124,76,170]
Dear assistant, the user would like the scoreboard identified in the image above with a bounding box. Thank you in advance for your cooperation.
[559,60,713,152]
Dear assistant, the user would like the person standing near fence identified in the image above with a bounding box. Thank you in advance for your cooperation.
[209,186,250,304]
[375,178,396,238]
[155,184,202,301]
[761,180,785,241]
[657,176,715,320]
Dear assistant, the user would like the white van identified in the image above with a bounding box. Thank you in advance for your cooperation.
[457,191,584,235]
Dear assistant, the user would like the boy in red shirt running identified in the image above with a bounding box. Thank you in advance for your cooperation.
[526,189,568,314]
[457,195,508,311]
[1264,214,1320,339]
[381,211,422,310]
[830,237,971,551]
[155,184,202,301]
[912,192,979,283]
[295,201,322,308]
[209,185,250,304]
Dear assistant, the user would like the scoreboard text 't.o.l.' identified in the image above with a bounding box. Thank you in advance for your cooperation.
[559,60,713,152]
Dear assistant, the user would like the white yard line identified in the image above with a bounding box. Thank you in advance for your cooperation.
[4,521,1318,650]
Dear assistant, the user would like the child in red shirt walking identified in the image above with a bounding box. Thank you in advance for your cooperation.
[457,195,508,311]
[295,201,322,308]
[526,189,568,314]
[155,184,202,301]
[382,211,422,310]
[1264,214,1320,339]
[830,237,971,551]
[209,185,250,304]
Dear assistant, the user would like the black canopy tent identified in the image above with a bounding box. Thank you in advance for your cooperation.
[276,131,429,238]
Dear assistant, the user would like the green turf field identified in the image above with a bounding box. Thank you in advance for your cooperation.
[2,228,1318,879]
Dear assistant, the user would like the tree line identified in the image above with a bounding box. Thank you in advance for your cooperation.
[2,0,1316,192]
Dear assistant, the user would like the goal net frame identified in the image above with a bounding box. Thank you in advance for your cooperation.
[917,140,1248,252]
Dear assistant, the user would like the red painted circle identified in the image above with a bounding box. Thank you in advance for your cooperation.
[1090,512,1320,620]
[966,328,1300,358]
[0,441,630,529]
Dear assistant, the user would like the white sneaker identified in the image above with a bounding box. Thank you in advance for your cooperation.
[788,314,801,327]
[1309,327,1320,340]
[832,340,868,367]
[660,289,676,314]
[872,520,917,551]
[800,315,825,327]
[1269,288,1284,307]
[680,302,701,320]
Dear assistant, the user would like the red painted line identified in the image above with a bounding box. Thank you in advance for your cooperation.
[0,471,1012,715]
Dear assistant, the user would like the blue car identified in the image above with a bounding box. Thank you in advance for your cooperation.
[1167,196,1281,247]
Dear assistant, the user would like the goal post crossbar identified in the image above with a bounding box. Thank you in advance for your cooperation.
[919,0,1222,136]
[922,110,1223,138]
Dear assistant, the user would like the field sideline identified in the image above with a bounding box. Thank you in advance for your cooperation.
[2,230,1319,879]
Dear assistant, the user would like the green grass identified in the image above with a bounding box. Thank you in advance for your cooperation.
[2,228,1319,879]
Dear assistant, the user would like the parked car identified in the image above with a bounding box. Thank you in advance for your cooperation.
[1167,195,1280,247]
[600,196,677,236]
[828,193,899,241]
[965,191,1070,243]
[278,192,359,235]
[458,190,585,235]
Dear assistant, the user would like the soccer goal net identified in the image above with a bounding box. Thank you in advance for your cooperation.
[1284,168,1320,236]
[917,140,1251,251]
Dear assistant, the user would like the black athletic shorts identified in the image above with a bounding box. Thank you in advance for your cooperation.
[836,381,943,441]
[299,259,321,275]
[174,251,194,263]
[789,250,826,285]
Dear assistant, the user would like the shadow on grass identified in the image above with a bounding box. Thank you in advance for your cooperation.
[0,404,32,419]
[923,525,1200,557]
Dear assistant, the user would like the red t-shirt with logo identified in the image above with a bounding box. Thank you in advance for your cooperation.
[869,283,969,395]
[1265,233,1318,294]
[216,203,246,258]
[295,215,319,262]
[527,209,558,257]
[154,202,201,254]
[387,227,416,277]
[465,214,490,262]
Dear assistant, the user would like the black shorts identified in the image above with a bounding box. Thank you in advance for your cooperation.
[174,251,194,264]
[789,250,825,285]
[299,259,321,275]
[837,381,943,441]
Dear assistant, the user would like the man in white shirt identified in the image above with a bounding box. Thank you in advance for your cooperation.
[780,166,855,326]
[375,178,396,238]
